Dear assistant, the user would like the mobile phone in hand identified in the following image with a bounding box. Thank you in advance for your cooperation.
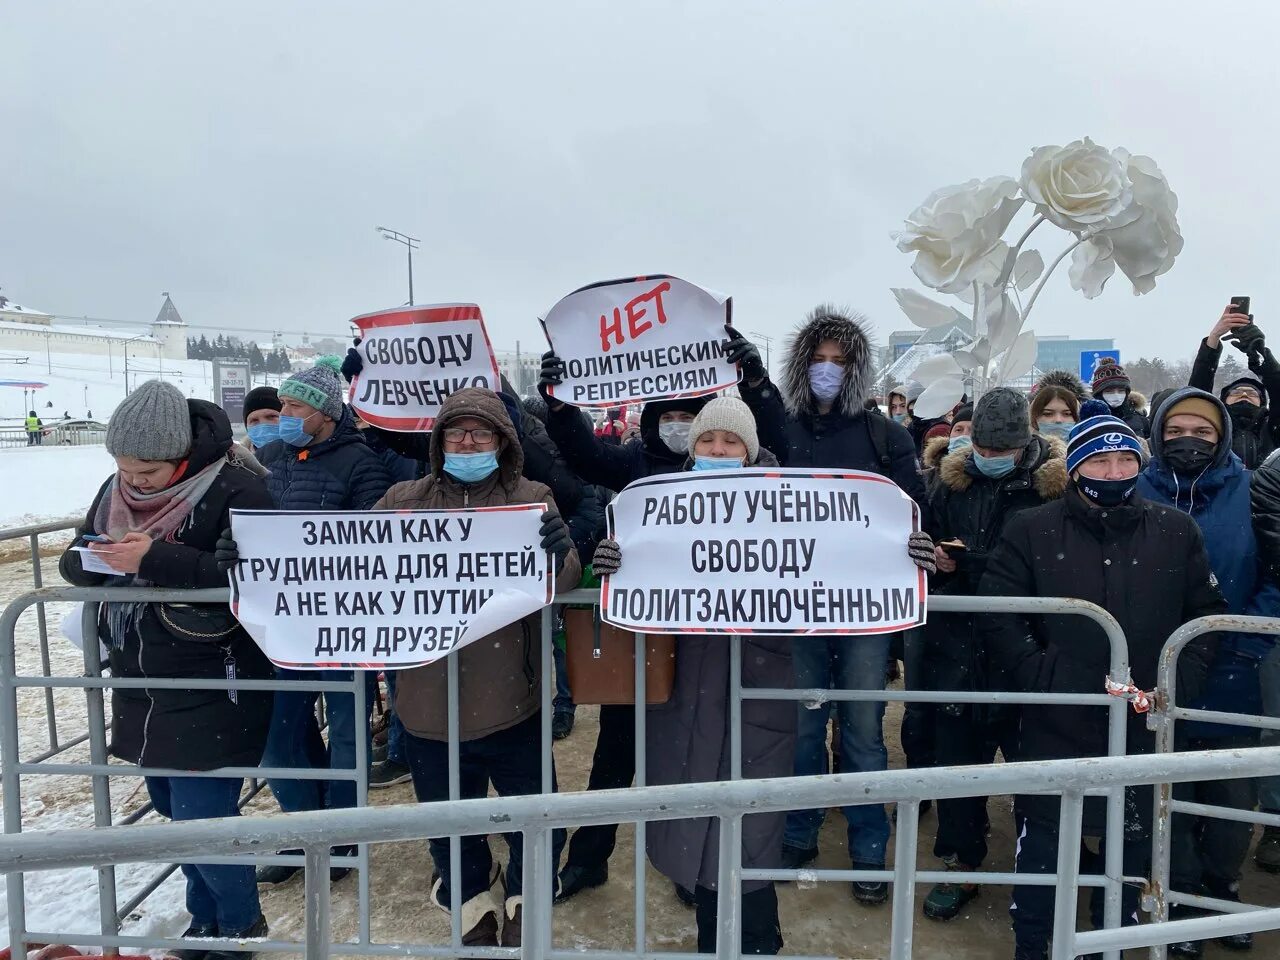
[81,533,113,544]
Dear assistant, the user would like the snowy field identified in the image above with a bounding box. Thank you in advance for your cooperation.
[2,546,1279,957]
[0,446,113,531]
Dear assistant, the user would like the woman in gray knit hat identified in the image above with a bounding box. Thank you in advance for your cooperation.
[59,379,276,955]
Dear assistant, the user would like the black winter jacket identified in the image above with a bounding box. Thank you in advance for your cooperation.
[1251,448,1280,587]
[979,490,1222,791]
[1188,337,1280,469]
[922,434,1068,697]
[59,400,276,770]
[257,406,393,511]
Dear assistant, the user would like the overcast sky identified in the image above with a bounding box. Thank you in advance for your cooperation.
[3,1,1278,366]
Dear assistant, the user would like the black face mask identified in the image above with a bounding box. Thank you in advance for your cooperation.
[1075,474,1137,508]
[1163,436,1216,476]
[1229,399,1263,424]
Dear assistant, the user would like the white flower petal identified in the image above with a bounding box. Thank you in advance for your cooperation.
[912,377,967,419]
[891,288,969,330]
[1069,237,1117,300]
[998,330,1039,383]
[911,353,964,386]
[1013,249,1045,291]
[984,293,1022,355]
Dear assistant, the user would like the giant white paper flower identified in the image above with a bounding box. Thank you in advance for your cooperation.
[1020,138,1134,232]
[1068,150,1182,298]
[893,177,1024,294]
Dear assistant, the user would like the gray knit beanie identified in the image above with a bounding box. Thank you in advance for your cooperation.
[279,363,344,420]
[688,396,760,462]
[972,387,1032,450]
[106,379,193,461]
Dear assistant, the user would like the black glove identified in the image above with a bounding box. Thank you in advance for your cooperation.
[539,509,573,573]
[907,531,936,575]
[592,538,622,577]
[537,350,566,400]
[215,527,240,575]
[722,325,766,383]
[340,339,364,383]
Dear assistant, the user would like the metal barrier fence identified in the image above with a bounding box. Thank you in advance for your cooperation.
[1146,614,1280,960]
[0,426,106,448]
[0,582,1150,959]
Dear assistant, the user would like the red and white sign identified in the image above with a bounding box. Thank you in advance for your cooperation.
[348,304,500,431]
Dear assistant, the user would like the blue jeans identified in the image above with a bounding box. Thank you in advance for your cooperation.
[263,669,373,812]
[784,634,891,866]
[385,672,405,765]
[553,643,575,717]
[145,776,259,932]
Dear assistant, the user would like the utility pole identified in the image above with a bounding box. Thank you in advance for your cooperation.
[376,226,420,305]
[749,331,775,370]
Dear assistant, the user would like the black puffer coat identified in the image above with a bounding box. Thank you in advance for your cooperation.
[923,434,1068,696]
[59,400,276,770]
[1251,448,1280,587]
[257,405,393,511]
[978,489,1224,821]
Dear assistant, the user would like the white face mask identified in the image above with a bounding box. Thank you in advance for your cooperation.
[1102,390,1127,409]
[658,421,692,453]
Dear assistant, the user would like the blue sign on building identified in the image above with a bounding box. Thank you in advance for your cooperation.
[1080,349,1121,384]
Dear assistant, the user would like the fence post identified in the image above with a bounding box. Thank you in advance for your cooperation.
[0,584,29,956]
[303,845,332,960]
[633,628,647,955]
[889,800,921,960]
[715,814,743,960]
[523,826,551,960]
[79,601,119,939]
[29,532,59,754]
[1051,791,1085,960]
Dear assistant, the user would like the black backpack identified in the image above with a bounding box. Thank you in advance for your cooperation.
[865,412,893,476]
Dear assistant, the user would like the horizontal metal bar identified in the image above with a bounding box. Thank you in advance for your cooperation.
[1169,800,1280,827]
[20,931,520,958]
[1073,905,1280,952]
[1168,891,1267,914]
[1166,706,1280,731]
[5,748,1278,874]
[20,731,89,764]
[745,687,1114,706]
[0,518,80,539]
[17,762,359,780]
[741,867,1148,888]
[14,675,356,692]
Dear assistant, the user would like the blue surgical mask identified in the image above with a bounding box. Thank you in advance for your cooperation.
[973,450,1018,479]
[1038,419,1074,440]
[948,434,972,454]
[692,456,745,471]
[809,361,843,403]
[443,451,499,483]
[892,413,908,423]
[278,414,316,447]
[246,422,280,447]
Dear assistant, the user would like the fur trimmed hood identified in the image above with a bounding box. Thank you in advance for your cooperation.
[779,304,873,419]
[922,434,952,471]
[1035,369,1089,400]
[938,433,1069,500]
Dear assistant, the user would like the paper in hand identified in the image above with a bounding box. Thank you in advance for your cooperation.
[72,546,122,575]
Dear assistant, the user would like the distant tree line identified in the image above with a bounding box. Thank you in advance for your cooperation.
[186,334,294,374]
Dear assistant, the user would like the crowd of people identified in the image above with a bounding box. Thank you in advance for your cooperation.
[52,301,1280,959]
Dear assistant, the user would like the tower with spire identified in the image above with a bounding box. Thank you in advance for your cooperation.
[150,292,189,360]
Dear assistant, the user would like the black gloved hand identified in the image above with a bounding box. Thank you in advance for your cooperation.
[340,339,364,384]
[591,538,622,577]
[537,350,566,404]
[539,508,573,573]
[722,326,766,383]
[215,527,240,575]
[1230,322,1266,360]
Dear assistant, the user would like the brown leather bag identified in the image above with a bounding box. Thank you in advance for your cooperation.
[563,607,674,705]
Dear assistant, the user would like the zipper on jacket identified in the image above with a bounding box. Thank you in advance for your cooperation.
[137,619,156,765]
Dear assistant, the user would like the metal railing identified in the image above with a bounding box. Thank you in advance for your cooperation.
[0,582,1156,959]
[1146,614,1280,959]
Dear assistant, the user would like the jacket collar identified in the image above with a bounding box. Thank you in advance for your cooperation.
[939,434,1068,499]
[1064,483,1144,538]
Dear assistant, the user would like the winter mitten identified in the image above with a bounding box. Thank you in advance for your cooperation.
[340,341,364,384]
[215,528,240,575]
[539,509,573,573]
[907,531,936,575]
[722,325,766,382]
[592,538,622,577]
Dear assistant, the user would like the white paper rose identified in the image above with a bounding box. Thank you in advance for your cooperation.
[1068,150,1182,298]
[893,176,1024,294]
[1020,138,1135,232]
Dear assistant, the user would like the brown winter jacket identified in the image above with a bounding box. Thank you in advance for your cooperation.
[375,388,581,742]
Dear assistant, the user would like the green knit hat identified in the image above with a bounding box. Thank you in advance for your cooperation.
[279,362,344,419]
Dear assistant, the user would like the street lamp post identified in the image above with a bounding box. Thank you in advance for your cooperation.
[375,226,420,305]
[122,332,152,397]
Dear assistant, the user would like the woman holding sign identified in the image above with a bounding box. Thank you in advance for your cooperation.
[58,380,276,952]
[591,397,793,955]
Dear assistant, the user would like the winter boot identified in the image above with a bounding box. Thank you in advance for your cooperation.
[430,876,500,946]
[501,896,522,947]
[922,856,980,920]
[1167,904,1206,958]
[556,862,608,903]
[851,861,889,906]
[778,843,818,874]
[174,921,218,960]
[1206,877,1254,951]
[1255,823,1280,873]
[203,914,267,960]
[369,759,412,789]
[254,850,302,885]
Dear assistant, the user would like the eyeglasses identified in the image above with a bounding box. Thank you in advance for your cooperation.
[441,427,496,444]
[1228,387,1261,401]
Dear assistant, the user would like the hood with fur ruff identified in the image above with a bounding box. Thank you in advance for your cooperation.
[779,305,873,418]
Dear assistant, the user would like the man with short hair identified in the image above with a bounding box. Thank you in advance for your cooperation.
[980,415,1224,960]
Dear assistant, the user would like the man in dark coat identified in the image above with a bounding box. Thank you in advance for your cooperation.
[1090,357,1150,439]
[249,362,394,883]
[736,306,929,905]
[1250,450,1280,874]
[1188,303,1280,469]
[920,388,1068,921]
[979,415,1224,960]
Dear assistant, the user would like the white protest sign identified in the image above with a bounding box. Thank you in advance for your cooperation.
[228,506,551,669]
[348,304,501,431]
[542,275,738,408]
[602,468,925,635]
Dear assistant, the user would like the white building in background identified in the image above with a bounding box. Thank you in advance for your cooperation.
[0,294,189,363]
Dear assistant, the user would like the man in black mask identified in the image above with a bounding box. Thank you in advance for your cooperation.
[1189,303,1280,468]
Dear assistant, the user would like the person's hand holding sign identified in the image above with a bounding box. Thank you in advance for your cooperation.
[722,327,766,386]
[591,537,622,577]
[540,508,574,574]
[538,350,566,410]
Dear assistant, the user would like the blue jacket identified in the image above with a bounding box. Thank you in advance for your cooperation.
[1138,387,1280,728]
[257,406,394,512]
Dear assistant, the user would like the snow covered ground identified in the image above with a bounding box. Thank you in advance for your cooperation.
[0,446,114,530]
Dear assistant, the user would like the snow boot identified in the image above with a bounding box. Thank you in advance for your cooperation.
[922,857,980,920]
[851,862,888,906]
[430,876,499,947]
[174,921,218,960]
[254,850,302,885]
[202,913,267,960]
[555,862,607,903]
[501,896,522,947]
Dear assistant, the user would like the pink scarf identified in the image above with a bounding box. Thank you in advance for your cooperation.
[94,458,226,544]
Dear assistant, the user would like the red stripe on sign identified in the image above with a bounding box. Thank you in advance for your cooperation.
[352,304,483,329]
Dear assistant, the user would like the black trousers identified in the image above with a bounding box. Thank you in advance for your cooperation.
[931,706,1016,866]
[694,883,782,955]
[564,704,636,869]
[898,627,935,771]
[1171,733,1259,897]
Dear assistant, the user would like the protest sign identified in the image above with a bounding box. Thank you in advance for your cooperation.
[348,303,500,431]
[602,468,925,635]
[228,506,551,669]
[541,275,738,407]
